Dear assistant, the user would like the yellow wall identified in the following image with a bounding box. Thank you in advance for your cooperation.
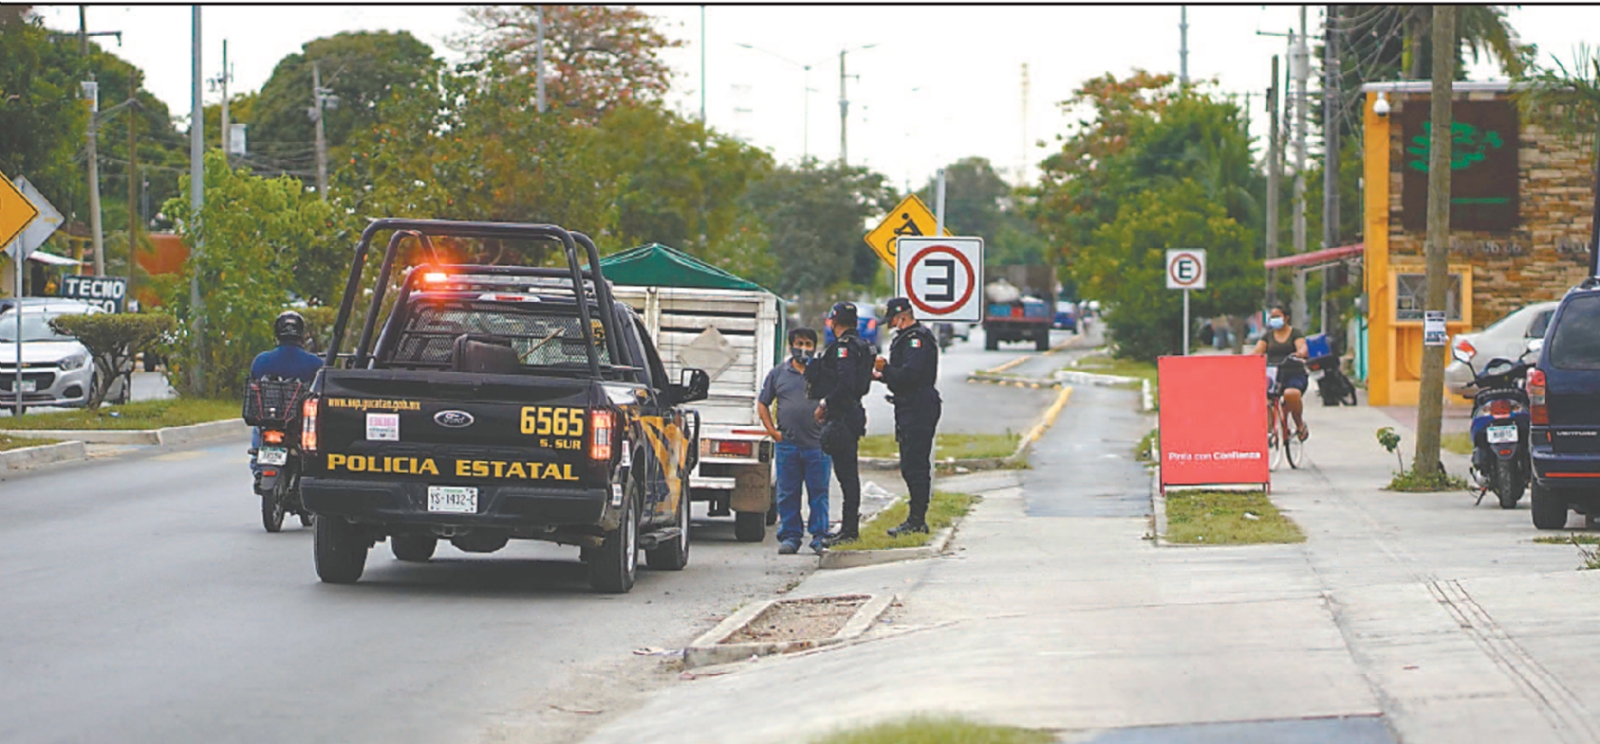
[1364,90,1475,407]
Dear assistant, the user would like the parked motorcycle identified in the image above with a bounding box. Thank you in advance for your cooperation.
[244,377,314,532]
[1455,342,1538,509]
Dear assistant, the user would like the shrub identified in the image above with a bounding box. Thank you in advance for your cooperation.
[48,313,176,408]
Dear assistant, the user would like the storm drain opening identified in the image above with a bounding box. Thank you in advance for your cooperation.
[685,593,893,669]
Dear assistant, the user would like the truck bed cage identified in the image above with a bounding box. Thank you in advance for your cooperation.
[326,219,622,379]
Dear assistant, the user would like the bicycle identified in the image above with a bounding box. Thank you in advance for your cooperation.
[1266,357,1309,471]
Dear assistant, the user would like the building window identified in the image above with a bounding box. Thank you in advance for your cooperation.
[1395,272,1463,321]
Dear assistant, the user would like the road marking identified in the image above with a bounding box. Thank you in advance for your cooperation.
[1017,385,1073,453]
[982,355,1035,376]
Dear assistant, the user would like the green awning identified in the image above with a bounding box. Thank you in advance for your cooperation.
[598,243,774,295]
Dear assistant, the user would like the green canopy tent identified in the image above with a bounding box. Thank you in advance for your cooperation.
[596,243,787,361]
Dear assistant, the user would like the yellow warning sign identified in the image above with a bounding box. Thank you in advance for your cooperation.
[863,194,952,268]
[0,170,40,252]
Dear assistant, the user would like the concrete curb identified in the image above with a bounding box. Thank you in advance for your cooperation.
[682,592,895,669]
[965,372,1064,388]
[1054,369,1142,387]
[4,418,248,446]
[817,526,955,570]
[0,440,89,473]
[859,455,1008,472]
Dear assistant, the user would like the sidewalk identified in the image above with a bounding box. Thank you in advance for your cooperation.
[582,403,1600,744]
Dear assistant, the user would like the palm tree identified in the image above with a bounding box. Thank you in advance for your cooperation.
[1400,5,1528,80]
[1516,45,1600,274]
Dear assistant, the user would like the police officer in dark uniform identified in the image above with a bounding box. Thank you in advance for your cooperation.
[810,302,872,546]
[874,297,942,536]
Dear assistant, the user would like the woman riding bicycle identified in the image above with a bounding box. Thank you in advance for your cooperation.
[1253,305,1310,441]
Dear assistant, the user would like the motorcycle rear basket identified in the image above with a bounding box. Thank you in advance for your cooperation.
[243,378,308,428]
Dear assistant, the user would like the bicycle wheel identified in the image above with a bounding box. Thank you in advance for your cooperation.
[1267,409,1284,471]
[1285,416,1305,469]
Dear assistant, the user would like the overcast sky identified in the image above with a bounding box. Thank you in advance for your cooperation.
[31,4,1599,193]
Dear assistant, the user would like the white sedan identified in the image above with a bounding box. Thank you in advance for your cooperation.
[1445,300,1558,398]
[0,304,130,408]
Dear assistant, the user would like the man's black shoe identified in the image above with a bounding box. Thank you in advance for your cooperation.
[886,521,929,537]
[820,530,859,548]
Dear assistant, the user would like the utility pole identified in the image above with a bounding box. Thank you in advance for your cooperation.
[1267,54,1281,308]
[189,5,205,391]
[311,61,331,200]
[1020,62,1030,183]
[1179,6,1189,85]
[699,6,706,122]
[535,7,546,113]
[84,78,104,276]
[1292,10,1310,330]
[218,40,231,157]
[1414,5,1456,478]
[127,67,139,303]
[1322,5,1342,336]
[839,50,849,165]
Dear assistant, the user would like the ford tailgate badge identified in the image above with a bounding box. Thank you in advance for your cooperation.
[434,410,475,428]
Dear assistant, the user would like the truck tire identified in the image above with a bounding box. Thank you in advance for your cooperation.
[646,491,691,571]
[1035,329,1050,352]
[391,534,437,562]
[766,484,779,525]
[1531,479,1567,530]
[314,516,368,584]
[589,488,639,593]
[734,510,766,543]
[984,332,999,351]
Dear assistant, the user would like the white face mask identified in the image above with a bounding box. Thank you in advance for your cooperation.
[1269,316,1286,330]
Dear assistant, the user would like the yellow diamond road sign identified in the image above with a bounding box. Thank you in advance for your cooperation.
[864,194,952,268]
[0,170,40,253]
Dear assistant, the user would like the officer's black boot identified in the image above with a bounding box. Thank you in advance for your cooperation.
[886,519,929,537]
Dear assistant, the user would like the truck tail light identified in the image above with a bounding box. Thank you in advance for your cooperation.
[1528,369,1547,425]
[590,409,615,461]
[301,398,319,453]
[709,440,754,458]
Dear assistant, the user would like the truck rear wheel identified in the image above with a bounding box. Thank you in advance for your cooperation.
[1531,479,1568,530]
[734,510,766,542]
[1035,329,1051,351]
[589,489,639,593]
[391,534,437,562]
[314,516,369,584]
[984,332,999,351]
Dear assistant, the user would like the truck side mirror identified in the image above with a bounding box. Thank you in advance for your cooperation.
[676,368,710,404]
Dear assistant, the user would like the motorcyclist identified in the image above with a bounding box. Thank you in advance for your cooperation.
[248,311,324,480]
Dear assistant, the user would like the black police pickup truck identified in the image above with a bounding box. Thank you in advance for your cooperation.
[299,219,709,593]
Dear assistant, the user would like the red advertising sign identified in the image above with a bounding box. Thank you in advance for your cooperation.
[1158,355,1269,489]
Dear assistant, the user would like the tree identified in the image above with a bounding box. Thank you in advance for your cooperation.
[1414,5,1457,481]
[919,157,1050,268]
[453,5,681,123]
[1076,180,1259,361]
[161,151,340,398]
[247,31,439,180]
[48,313,174,408]
[742,160,894,300]
[1516,44,1600,275]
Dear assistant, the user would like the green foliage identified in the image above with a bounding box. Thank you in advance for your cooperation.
[47,313,175,408]
[162,151,340,398]
[828,492,976,551]
[1078,179,1259,361]
[1376,426,1404,470]
[741,160,895,300]
[1386,467,1468,492]
[248,31,440,179]
[918,157,1049,267]
[811,716,1051,744]
[0,397,238,431]
[1164,490,1305,545]
[298,306,339,354]
[1515,44,1600,159]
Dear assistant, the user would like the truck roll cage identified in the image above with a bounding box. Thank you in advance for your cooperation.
[326,219,621,379]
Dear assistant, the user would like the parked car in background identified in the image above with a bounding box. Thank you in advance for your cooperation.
[823,301,881,350]
[0,297,95,316]
[1053,301,1078,332]
[1528,283,1600,529]
[0,303,129,408]
[1447,301,1559,398]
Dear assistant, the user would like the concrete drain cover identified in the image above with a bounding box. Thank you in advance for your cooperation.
[685,593,893,668]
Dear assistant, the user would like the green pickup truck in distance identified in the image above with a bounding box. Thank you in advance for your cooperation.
[299,220,709,593]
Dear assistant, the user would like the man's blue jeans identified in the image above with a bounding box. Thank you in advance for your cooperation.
[775,441,830,543]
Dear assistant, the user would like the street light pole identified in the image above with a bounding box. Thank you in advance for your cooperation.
[837,43,876,166]
[735,43,824,161]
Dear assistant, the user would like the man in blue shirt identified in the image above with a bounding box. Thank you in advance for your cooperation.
[758,327,830,555]
[249,311,324,479]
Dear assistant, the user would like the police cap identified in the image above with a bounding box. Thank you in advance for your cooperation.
[828,302,857,323]
[885,297,913,319]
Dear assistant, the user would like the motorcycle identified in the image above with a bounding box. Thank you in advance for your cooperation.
[1455,343,1536,509]
[245,377,314,532]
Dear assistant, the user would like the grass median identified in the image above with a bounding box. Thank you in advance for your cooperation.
[1441,432,1473,456]
[0,433,60,452]
[1164,489,1305,545]
[0,398,238,431]
[858,432,1019,460]
[812,716,1052,744]
[831,491,976,551]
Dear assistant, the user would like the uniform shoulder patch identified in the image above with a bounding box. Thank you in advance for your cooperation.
[838,346,849,358]
[911,338,921,348]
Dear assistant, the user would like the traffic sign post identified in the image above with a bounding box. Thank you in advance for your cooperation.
[863,194,952,268]
[0,169,40,417]
[896,236,984,323]
[1166,249,1207,356]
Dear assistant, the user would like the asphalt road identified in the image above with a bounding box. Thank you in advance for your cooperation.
[0,439,815,744]
[862,326,1088,437]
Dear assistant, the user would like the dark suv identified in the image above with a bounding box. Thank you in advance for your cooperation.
[1529,281,1600,529]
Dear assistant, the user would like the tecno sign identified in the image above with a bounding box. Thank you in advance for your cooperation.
[59,275,128,313]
